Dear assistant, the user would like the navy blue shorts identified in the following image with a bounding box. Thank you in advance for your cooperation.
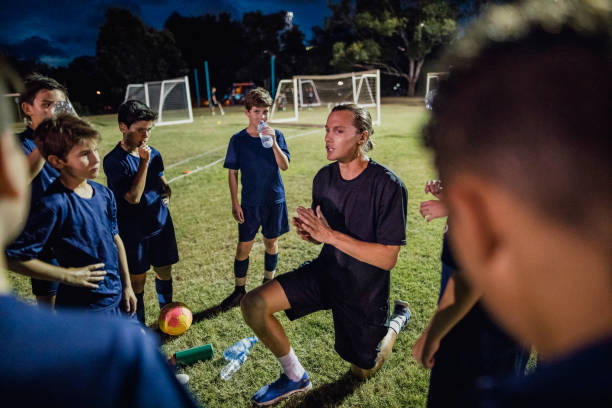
[124,217,179,275]
[238,201,290,242]
[31,255,59,296]
[276,259,388,369]
[31,278,60,297]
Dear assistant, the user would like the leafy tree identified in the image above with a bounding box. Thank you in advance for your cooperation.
[331,0,457,96]
[96,8,187,109]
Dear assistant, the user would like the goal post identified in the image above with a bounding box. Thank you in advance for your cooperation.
[425,72,448,110]
[124,76,193,126]
[270,70,381,126]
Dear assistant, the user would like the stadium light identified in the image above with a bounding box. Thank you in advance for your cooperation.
[96,90,101,95]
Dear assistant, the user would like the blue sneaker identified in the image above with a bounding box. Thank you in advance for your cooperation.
[252,372,312,406]
[389,300,412,334]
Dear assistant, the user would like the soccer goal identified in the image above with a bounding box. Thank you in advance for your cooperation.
[2,93,23,123]
[425,72,448,110]
[124,76,193,126]
[270,70,381,126]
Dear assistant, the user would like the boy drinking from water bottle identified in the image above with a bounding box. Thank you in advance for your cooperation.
[220,87,290,310]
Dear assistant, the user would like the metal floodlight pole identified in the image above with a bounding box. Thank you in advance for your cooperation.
[204,61,212,112]
[194,68,201,108]
[271,55,276,98]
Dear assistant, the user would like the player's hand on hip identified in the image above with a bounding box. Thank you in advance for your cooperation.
[65,263,106,288]
[138,144,151,162]
[419,199,448,222]
[232,203,245,224]
[296,205,334,244]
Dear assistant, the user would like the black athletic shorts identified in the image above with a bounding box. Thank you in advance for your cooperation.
[276,258,389,369]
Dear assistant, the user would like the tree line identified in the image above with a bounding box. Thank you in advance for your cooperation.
[3,1,501,115]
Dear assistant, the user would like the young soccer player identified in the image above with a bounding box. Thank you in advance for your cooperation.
[241,104,412,406]
[423,1,611,405]
[6,114,137,315]
[220,87,290,310]
[103,100,178,324]
[413,180,528,406]
[16,73,66,306]
[210,86,225,116]
[0,65,201,408]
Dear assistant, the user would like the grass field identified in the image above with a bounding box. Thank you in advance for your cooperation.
[9,101,449,407]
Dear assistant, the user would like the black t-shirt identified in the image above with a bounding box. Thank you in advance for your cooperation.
[312,159,407,310]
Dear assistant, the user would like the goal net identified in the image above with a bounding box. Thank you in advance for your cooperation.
[124,76,193,126]
[270,70,381,126]
[425,72,448,110]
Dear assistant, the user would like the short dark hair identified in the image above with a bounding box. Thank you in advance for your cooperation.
[20,73,67,106]
[118,100,157,128]
[245,87,272,111]
[331,104,374,153]
[34,114,100,160]
[423,0,611,239]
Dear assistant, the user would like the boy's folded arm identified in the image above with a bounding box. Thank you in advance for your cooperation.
[7,258,106,288]
[123,159,149,204]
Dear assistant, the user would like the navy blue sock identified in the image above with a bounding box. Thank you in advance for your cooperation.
[234,257,249,278]
[264,252,278,272]
[155,278,173,309]
[135,292,145,324]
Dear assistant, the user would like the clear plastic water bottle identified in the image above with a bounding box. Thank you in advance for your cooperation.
[220,351,248,380]
[258,120,274,148]
[223,336,258,361]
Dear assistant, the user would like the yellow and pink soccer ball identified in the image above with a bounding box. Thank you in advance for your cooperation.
[158,302,193,335]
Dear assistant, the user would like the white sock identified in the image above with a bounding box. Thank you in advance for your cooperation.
[278,348,305,382]
[264,270,276,280]
[389,315,407,335]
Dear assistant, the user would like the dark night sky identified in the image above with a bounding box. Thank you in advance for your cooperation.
[0,0,331,67]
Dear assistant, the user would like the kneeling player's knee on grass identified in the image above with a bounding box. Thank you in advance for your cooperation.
[154,265,172,280]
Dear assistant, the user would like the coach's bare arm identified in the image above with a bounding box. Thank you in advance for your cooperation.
[296,205,400,271]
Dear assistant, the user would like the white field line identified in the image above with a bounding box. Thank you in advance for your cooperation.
[167,128,321,184]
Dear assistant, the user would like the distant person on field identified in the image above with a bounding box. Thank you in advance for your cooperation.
[103,100,178,324]
[210,86,225,116]
[241,104,411,406]
[7,114,136,315]
[15,73,66,307]
[0,64,201,408]
[219,87,291,310]
[423,0,611,405]
[413,179,528,406]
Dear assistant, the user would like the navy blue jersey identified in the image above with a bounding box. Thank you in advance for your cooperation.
[477,337,612,407]
[17,127,60,205]
[312,159,407,313]
[223,128,290,206]
[0,295,201,407]
[6,179,123,310]
[103,143,169,242]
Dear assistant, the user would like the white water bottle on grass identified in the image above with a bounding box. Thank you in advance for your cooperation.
[223,336,258,360]
[258,120,274,148]
[220,351,248,380]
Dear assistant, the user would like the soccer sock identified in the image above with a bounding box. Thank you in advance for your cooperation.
[135,292,145,324]
[389,314,407,335]
[264,252,278,280]
[234,257,249,281]
[155,278,173,309]
[278,348,306,382]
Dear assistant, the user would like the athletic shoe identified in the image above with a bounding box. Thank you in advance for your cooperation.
[220,287,245,310]
[389,300,411,334]
[262,277,273,284]
[252,372,312,406]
